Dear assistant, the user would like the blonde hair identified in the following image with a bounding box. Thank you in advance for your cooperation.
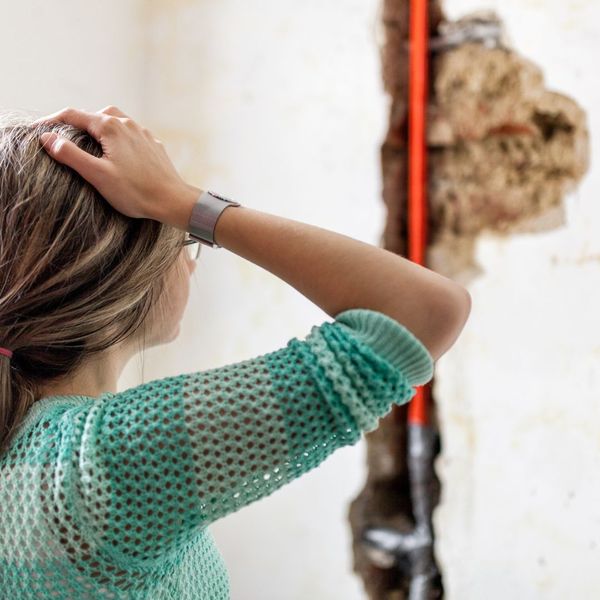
[0,111,185,453]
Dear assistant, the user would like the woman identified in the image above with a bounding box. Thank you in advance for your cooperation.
[0,105,470,599]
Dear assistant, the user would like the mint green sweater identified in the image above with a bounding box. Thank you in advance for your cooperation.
[0,308,434,599]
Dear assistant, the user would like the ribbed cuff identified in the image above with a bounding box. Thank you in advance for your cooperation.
[333,308,434,387]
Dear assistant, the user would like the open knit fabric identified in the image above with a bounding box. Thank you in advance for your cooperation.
[0,308,434,599]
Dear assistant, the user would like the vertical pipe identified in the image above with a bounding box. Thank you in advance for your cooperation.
[407,0,430,426]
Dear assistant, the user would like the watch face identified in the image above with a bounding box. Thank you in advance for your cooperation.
[208,190,234,203]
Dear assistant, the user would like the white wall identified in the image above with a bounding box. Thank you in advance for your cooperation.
[435,1,600,598]
[3,0,600,598]
[0,0,145,121]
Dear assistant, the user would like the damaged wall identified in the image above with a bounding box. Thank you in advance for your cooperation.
[427,33,589,283]
[433,2,598,597]
[350,0,595,599]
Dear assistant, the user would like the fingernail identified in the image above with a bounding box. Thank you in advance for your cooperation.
[40,132,57,150]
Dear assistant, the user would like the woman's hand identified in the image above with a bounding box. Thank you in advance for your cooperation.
[34,105,200,228]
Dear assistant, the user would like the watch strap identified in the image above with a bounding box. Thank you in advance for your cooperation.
[187,190,241,249]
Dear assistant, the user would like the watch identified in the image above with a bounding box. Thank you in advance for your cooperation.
[187,190,241,249]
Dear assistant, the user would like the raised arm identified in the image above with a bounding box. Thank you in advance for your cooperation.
[37,106,471,365]
[166,183,471,363]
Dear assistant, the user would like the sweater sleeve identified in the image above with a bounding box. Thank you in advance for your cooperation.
[68,308,434,563]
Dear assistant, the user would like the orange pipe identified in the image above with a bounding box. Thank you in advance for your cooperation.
[407,0,430,426]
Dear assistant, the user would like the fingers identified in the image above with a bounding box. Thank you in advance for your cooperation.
[31,106,108,138]
[39,132,105,186]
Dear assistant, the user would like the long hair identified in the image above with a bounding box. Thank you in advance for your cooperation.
[0,111,186,453]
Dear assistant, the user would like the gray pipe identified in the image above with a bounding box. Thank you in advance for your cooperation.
[361,423,441,599]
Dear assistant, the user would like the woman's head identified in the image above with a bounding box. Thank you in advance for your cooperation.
[0,110,193,452]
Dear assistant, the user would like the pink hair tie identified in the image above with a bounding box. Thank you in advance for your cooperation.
[0,347,13,359]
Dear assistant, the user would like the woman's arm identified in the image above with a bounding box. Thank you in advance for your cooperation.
[36,106,471,362]
[59,307,434,562]
[166,183,471,363]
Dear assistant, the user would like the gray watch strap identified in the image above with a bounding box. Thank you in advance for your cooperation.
[187,190,241,249]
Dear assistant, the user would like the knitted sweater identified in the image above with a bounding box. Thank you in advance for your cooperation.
[0,308,434,599]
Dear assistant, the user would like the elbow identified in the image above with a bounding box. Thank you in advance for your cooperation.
[426,286,472,362]
[448,286,472,331]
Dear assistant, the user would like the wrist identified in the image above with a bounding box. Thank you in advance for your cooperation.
[157,182,203,231]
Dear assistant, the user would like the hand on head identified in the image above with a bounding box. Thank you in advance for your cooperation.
[34,105,191,224]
